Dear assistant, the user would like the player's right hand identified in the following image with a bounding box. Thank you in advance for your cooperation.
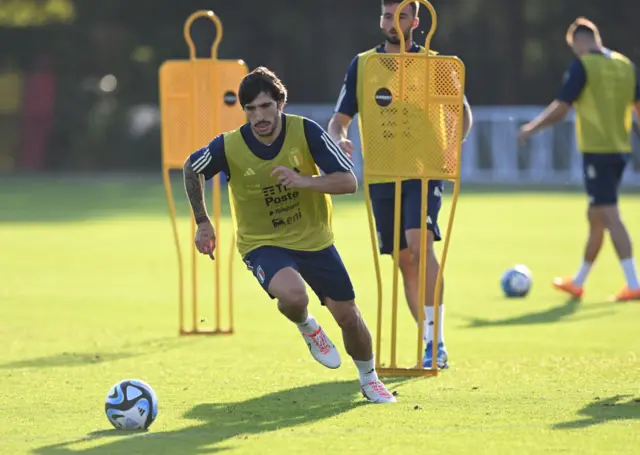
[336,139,355,159]
[195,221,216,260]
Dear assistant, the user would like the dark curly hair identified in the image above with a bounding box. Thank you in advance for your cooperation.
[238,66,288,108]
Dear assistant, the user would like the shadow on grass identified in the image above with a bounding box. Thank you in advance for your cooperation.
[33,378,410,455]
[462,299,615,328]
[0,338,190,370]
[553,395,640,430]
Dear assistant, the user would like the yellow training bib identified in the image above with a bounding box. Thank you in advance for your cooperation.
[574,50,636,153]
[224,114,334,256]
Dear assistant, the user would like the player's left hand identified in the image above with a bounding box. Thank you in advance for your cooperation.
[518,125,534,145]
[271,165,310,189]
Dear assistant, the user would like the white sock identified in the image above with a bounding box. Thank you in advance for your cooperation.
[621,258,640,290]
[573,261,592,287]
[296,314,319,334]
[354,357,378,385]
[424,306,445,345]
[422,320,429,344]
[425,306,434,344]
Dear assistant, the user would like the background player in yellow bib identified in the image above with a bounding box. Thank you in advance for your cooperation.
[183,67,396,403]
[328,0,473,369]
[519,17,640,302]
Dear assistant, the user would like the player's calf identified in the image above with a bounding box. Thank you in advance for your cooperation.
[325,299,372,361]
[405,229,448,368]
[585,206,606,264]
[324,298,396,403]
[602,206,633,260]
[268,268,341,369]
[405,230,443,309]
[398,249,420,321]
[553,206,605,296]
[601,206,640,297]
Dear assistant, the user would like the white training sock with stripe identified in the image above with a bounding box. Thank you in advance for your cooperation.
[354,357,378,385]
[573,261,592,287]
[621,258,640,290]
[296,315,319,334]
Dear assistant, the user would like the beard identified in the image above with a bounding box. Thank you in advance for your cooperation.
[252,120,277,137]
[383,27,411,45]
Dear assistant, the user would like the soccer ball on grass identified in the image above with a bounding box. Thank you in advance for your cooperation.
[105,379,158,430]
[501,265,532,298]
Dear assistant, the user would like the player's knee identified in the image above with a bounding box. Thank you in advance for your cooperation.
[398,249,415,276]
[408,245,422,266]
[330,301,362,331]
[406,242,421,266]
[406,233,437,267]
[590,205,620,229]
[277,286,309,311]
[587,206,606,228]
[602,207,622,229]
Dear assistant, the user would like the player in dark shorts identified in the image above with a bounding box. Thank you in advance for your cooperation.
[519,17,640,302]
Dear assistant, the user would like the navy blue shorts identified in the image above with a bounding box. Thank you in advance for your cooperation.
[582,153,630,206]
[243,245,355,304]
[370,179,443,255]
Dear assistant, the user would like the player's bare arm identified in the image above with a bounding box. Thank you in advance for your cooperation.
[271,165,357,194]
[518,100,571,144]
[445,99,473,144]
[183,158,215,259]
[329,53,359,158]
[328,113,356,158]
[183,159,209,223]
[520,55,586,144]
[462,98,473,140]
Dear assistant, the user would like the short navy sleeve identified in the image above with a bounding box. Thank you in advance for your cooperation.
[303,118,353,173]
[188,135,230,180]
[334,56,359,118]
[635,64,640,101]
[557,59,587,104]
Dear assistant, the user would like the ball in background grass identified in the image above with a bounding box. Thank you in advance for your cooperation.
[501,264,532,298]
[105,379,158,430]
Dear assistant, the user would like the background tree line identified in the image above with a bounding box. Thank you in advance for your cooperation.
[0,0,637,171]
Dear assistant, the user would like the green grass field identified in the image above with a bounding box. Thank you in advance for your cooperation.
[1,176,639,454]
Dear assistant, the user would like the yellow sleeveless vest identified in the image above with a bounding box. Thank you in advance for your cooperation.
[574,51,636,153]
[224,114,334,256]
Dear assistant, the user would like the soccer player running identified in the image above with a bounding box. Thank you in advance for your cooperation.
[328,0,473,369]
[519,18,640,302]
[183,67,396,403]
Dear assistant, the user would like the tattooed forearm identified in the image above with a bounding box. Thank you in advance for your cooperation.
[183,159,210,224]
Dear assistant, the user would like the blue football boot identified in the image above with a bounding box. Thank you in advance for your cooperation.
[422,341,449,369]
